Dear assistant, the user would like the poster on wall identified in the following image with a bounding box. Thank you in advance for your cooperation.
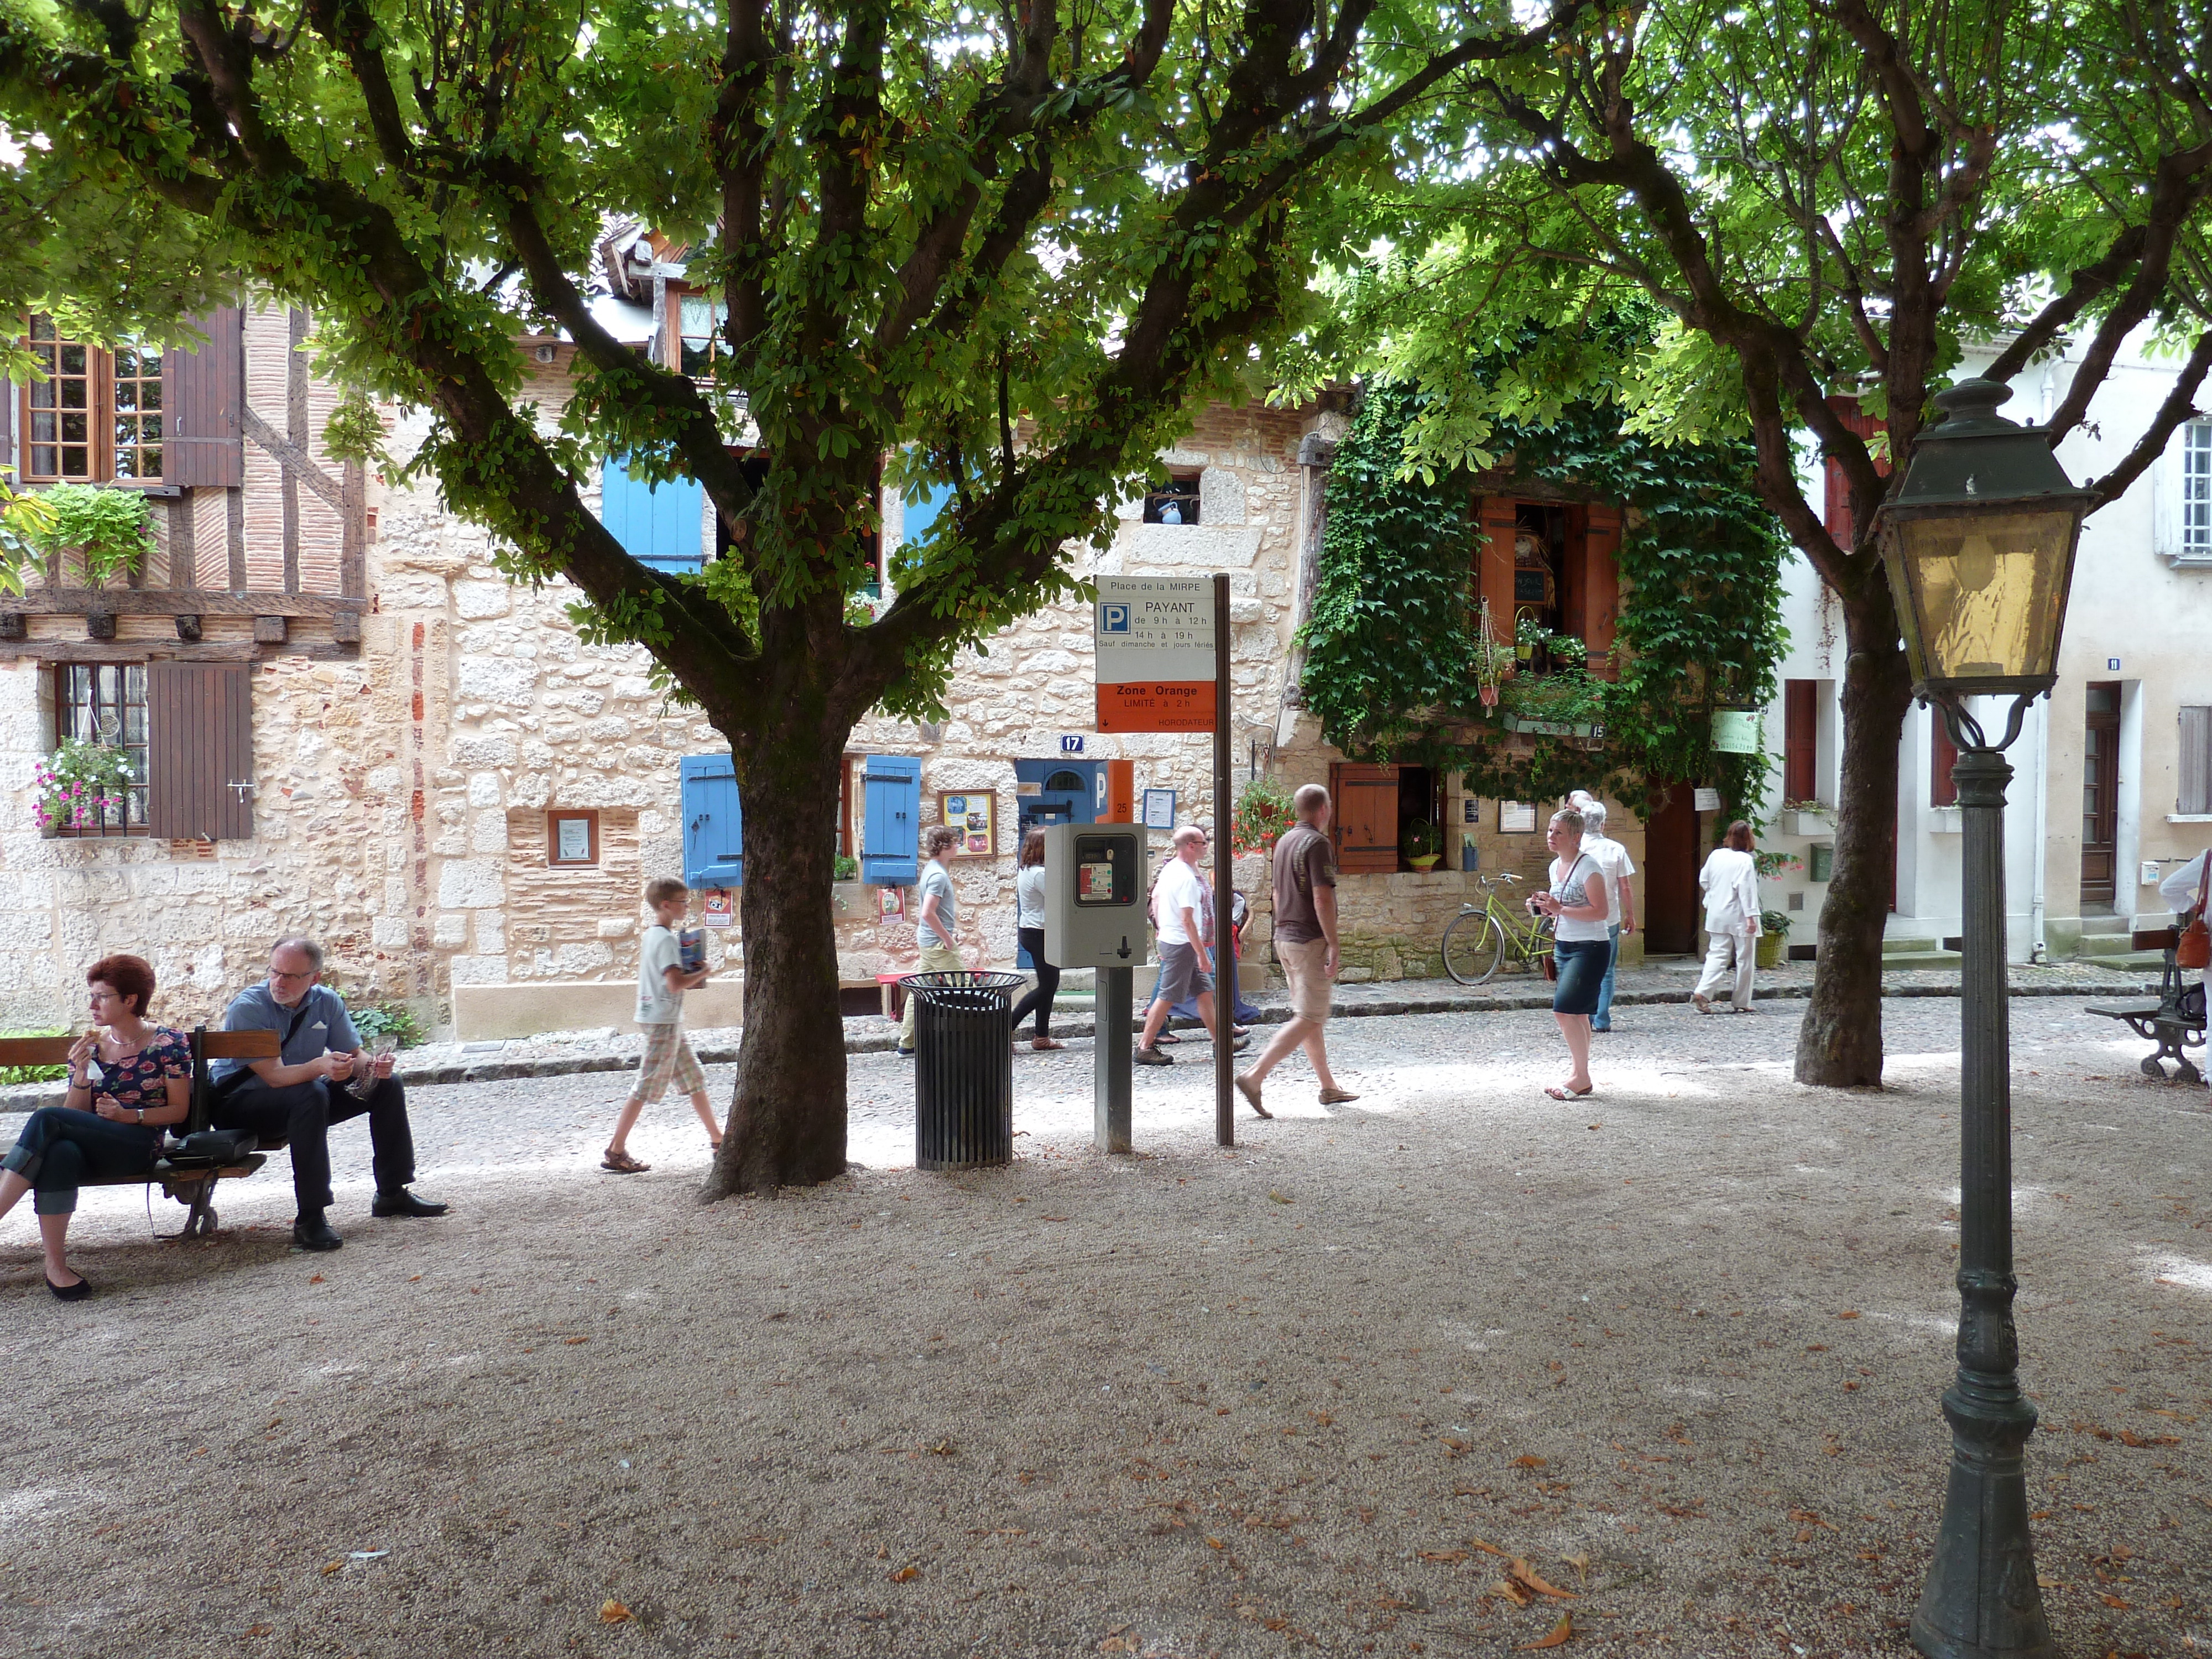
[938,791,997,858]
[1499,801,1537,833]
[1711,709,1762,754]
[703,888,734,930]
[1141,787,1177,831]
[879,885,906,921]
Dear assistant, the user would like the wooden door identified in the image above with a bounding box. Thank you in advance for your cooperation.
[1641,781,1702,954]
[2081,681,2121,907]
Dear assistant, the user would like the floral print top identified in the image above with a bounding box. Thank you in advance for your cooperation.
[86,1026,192,1114]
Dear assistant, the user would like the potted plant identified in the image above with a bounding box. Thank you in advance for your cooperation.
[1757,909,1791,970]
[831,852,869,915]
[1472,598,1512,708]
[1781,799,1837,837]
[1231,776,1297,855]
[1401,817,1442,872]
[33,739,137,834]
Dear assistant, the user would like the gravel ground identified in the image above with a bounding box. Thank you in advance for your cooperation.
[1,997,2208,1658]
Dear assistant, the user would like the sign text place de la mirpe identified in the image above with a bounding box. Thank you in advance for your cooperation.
[1092,577,1217,733]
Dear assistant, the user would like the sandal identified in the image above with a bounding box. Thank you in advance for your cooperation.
[1156,1032,1183,1046]
[1544,1085,1594,1100]
[601,1149,651,1174]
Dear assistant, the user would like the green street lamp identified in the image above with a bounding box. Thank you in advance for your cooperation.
[1873,377,2094,1659]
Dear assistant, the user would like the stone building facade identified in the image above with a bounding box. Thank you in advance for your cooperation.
[1,296,1652,1038]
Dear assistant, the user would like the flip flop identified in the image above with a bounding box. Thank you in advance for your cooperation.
[1544,1085,1594,1100]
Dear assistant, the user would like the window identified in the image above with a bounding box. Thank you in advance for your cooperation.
[22,316,163,483]
[548,810,599,866]
[675,293,726,378]
[53,663,149,832]
[1329,762,1400,873]
[2184,422,2212,556]
[2180,706,2211,816]
[1142,473,1201,525]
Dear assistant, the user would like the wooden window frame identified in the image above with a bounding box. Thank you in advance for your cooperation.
[547,809,601,867]
[20,316,166,486]
[1142,472,1202,525]
[50,661,150,836]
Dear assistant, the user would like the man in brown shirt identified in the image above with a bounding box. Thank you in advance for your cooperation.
[1237,784,1358,1114]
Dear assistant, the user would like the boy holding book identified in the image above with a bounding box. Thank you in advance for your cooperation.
[602,877,718,1173]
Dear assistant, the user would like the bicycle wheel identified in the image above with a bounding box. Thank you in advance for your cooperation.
[1442,912,1507,985]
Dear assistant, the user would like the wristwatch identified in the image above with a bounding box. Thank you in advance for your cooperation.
[135,1109,144,1124]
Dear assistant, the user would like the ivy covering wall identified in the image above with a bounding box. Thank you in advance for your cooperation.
[1298,377,1790,818]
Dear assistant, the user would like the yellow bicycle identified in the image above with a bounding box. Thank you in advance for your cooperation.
[1441,873,1556,986]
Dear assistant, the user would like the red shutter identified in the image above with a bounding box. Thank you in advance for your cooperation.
[1783,680,1818,803]
[148,663,254,839]
[1330,763,1400,874]
[1821,397,1888,550]
[1931,712,1959,808]
[163,306,244,488]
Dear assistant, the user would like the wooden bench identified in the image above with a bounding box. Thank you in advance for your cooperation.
[2083,927,2205,1084]
[0,1026,283,1237]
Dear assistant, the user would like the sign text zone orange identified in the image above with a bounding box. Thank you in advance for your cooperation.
[1096,681,1217,733]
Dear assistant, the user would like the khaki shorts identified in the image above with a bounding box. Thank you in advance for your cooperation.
[1277,937,1333,1022]
[633,1021,705,1102]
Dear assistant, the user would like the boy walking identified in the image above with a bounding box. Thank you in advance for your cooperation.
[602,877,719,1173]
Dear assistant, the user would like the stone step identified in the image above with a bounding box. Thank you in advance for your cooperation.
[1882,948,1963,969]
[2077,914,2131,936]
[2078,932,2145,957]
[2081,948,2172,973]
[1882,936,1944,955]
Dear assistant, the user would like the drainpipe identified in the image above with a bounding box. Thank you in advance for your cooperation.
[2026,362,2058,963]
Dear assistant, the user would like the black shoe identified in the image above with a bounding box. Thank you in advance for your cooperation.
[371,1188,448,1219]
[45,1272,91,1301]
[293,1218,344,1253]
[896,1045,915,1058]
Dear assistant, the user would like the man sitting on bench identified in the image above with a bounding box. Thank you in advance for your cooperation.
[210,937,447,1252]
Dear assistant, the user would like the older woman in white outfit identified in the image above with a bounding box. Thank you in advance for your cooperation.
[1692,820,1762,1014]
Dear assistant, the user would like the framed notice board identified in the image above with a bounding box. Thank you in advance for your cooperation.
[937,790,998,858]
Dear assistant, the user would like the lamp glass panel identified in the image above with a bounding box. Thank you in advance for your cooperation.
[1897,509,2074,681]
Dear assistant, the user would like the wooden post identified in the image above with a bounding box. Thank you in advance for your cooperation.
[1214,572,1234,1148]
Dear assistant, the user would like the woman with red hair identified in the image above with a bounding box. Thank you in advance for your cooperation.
[0,955,191,1298]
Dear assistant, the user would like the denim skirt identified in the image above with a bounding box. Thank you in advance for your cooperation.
[1551,937,1609,1017]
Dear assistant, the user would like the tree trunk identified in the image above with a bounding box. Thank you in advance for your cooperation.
[699,704,853,1199]
[1793,581,1914,1087]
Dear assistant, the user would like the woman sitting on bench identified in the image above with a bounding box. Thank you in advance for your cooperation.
[0,954,190,1300]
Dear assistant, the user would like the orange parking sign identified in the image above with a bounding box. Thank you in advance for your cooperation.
[1096,681,1218,733]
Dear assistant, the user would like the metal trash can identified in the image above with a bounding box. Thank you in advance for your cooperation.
[902,969,1025,1170]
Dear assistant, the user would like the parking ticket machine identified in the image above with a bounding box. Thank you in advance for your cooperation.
[1044,822,1146,1153]
[1044,822,1149,968]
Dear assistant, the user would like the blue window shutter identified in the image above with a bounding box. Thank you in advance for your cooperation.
[901,481,954,552]
[679,754,744,888]
[602,456,707,573]
[860,755,921,885]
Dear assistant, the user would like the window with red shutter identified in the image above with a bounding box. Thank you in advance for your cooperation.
[1783,680,1819,804]
[1329,763,1400,874]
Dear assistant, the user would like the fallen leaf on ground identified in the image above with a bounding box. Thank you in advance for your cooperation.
[1511,1455,1546,1468]
[1560,1552,1589,1577]
[1494,1579,1530,1608]
[1837,1310,1860,1320]
[599,1599,632,1623]
[565,1336,589,1345]
[889,1565,920,1582]
[1420,1550,1470,1563]
[1206,1537,1225,1550]
[2100,1593,2130,1609]
[1520,1611,1574,1649]
[307,1275,324,1285]
[2118,1430,2179,1448]
[320,1561,342,1575]
[927,1439,956,1455]
[1268,1191,1293,1204]
[1511,1559,1577,1600]
[1468,1537,1510,1557]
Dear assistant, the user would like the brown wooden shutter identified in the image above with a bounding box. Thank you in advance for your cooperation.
[0,372,11,451]
[1821,397,1889,550]
[163,306,244,488]
[1930,711,1959,808]
[2180,707,2210,816]
[1783,680,1818,803]
[1329,762,1400,874]
[148,663,253,839]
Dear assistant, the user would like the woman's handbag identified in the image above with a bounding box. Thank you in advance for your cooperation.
[1542,949,1559,983]
[2179,856,2211,971]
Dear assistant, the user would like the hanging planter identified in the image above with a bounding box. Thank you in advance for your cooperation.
[34,740,136,834]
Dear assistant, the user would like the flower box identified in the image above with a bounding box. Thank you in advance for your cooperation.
[1781,806,1837,837]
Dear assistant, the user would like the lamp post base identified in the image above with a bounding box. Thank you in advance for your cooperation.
[1910,1373,2053,1659]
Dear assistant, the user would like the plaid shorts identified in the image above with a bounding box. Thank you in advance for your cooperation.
[633,1022,705,1101]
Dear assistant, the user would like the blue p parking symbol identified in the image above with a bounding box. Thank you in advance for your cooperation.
[1100,603,1131,633]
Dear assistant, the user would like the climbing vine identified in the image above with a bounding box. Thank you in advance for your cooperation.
[1298,374,1788,821]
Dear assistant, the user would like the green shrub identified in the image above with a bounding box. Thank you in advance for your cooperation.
[30,483,153,584]
[351,1001,427,1050]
